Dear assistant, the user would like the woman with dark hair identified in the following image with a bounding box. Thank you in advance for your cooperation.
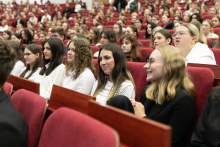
[120,34,143,62]
[135,17,144,30]
[107,45,195,147]
[125,25,143,46]
[91,43,135,104]
[34,38,65,101]
[3,30,11,40]
[7,40,25,76]
[163,9,170,18]
[89,27,101,46]
[190,13,203,24]
[148,4,156,12]
[163,15,182,29]
[145,22,157,39]
[190,87,220,146]
[19,44,41,81]
[62,38,96,95]
[21,29,36,45]
[113,23,123,39]
[39,31,48,47]
[11,33,24,51]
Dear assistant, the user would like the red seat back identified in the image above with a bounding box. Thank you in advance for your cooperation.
[105,21,118,25]
[138,30,146,39]
[207,38,212,47]
[11,89,47,147]
[91,46,100,55]
[3,82,13,96]
[202,15,214,21]
[138,39,151,47]
[38,107,119,147]
[213,28,220,35]
[139,47,154,62]
[210,49,220,65]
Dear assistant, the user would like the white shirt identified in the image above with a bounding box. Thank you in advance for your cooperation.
[18,67,41,81]
[29,16,38,23]
[62,68,96,95]
[11,61,25,76]
[41,14,51,22]
[0,25,8,32]
[93,51,99,57]
[74,4,81,12]
[91,80,135,105]
[205,32,219,39]
[34,63,65,100]
[185,42,216,65]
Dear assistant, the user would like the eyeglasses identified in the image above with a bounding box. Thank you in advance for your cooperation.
[51,35,60,38]
[146,59,163,67]
[23,53,33,57]
[172,32,186,39]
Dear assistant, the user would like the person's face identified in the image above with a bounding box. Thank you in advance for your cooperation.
[79,27,84,34]
[135,19,142,29]
[40,34,46,42]
[191,15,197,22]
[80,19,84,24]
[184,14,190,22]
[175,11,181,16]
[11,34,21,42]
[23,48,39,65]
[209,8,216,15]
[132,16,137,23]
[93,19,97,25]
[74,23,80,29]
[202,21,211,34]
[173,16,179,24]
[100,33,110,46]
[51,32,63,42]
[70,30,77,39]
[162,15,168,23]
[174,26,196,49]
[212,17,220,27]
[89,30,95,39]
[3,32,9,40]
[97,25,103,33]
[43,42,52,60]
[113,24,120,34]
[159,9,164,15]
[48,28,52,37]
[174,22,180,31]
[147,24,152,34]
[99,49,115,77]
[125,27,135,35]
[121,38,132,54]
[163,11,169,17]
[57,21,62,26]
[201,7,205,13]
[27,23,33,29]
[215,2,220,10]
[153,32,170,48]
[144,49,164,85]
[21,31,27,40]
[62,23,67,30]
[67,42,75,64]
[17,14,21,19]
[146,15,152,22]
[148,6,152,11]
[52,23,56,27]
[152,17,159,25]
[193,9,199,14]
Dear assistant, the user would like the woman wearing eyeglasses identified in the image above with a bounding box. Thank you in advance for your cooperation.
[19,44,41,81]
[107,45,196,147]
[173,23,216,65]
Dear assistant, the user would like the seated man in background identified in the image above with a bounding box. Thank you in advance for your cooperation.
[0,40,28,146]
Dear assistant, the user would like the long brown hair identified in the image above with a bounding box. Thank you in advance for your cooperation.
[65,38,96,80]
[89,27,100,45]
[120,34,143,61]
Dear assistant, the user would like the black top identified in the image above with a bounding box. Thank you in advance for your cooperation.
[126,56,141,62]
[15,19,25,27]
[0,89,28,147]
[163,21,173,30]
[113,0,127,12]
[190,88,220,147]
[138,41,143,46]
[140,86,195,147]
[23,39,36,45]
[210,40,217,48]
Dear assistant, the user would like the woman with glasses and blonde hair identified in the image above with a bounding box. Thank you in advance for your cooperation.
[62,38,96,95]
[91,43,135,104]
[107,45,195,147]
[173,23,216,65]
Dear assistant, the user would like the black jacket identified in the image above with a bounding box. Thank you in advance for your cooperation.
[113,0,127,12]
[190,88,220,147]
[15,19,25,27]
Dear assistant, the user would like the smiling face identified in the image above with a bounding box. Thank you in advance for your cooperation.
[202,21,211,35]
[121,38,132,55]
[24,48,39,65]
[184,13,190,22]
[89,30,95,40]
[144,49,164,85]
[43,42,52,60]
[67,42,75,64]
[154,32,170,48]
[99,49,115,77]
[147,24,152,34]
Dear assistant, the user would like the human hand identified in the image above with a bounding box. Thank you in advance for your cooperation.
[134,102,146,117]
[130,99,137,107]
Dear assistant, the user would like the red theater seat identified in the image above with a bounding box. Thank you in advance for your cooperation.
[139,47,154,62]
[202,15,214,21]
[207,38,212,47]
[210,49,220,65]
[91,46,100,55]
[3,82,13,96]
[138,39,151,47]
[138,30,146,39]
[213,28,220,35]
[38,107,119,147]
[11,89,47,147]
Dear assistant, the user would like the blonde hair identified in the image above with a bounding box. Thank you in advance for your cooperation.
[190,20,207,45]
[146,45,195,105]
[204,19,214,33]
[180,23,199,42]
[150,26,163,46]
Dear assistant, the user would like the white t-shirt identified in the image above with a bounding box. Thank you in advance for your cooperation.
[18,67,41,81]
[41,14,51,22]
[11,61,25,76]
[91,80,135,105]
[74,4,81,12]
[34,63,65,100]
[62,68,96,95]
[205,32,219,39]
[0,25,8,32]
[185,42,216,65]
